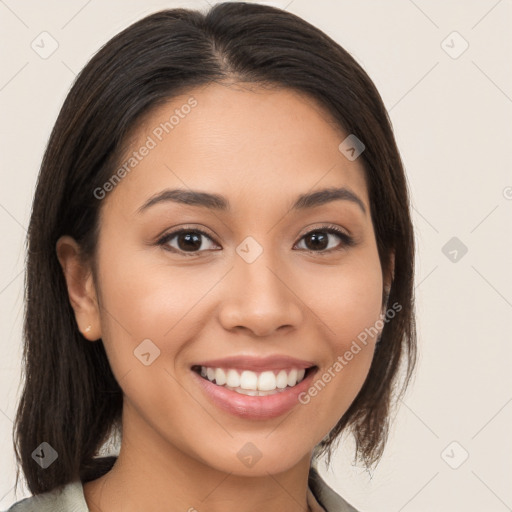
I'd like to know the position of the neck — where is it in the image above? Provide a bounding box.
[83,406,314,512]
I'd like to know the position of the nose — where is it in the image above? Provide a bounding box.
[217,249,304,337]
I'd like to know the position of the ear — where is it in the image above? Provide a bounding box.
[56,235,101,341]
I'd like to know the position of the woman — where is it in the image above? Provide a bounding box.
[6,2,416,511]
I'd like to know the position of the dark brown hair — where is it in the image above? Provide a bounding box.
[14,1,416,496]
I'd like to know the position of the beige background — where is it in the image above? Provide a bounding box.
[1,1,511,510]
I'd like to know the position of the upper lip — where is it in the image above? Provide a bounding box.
[192,355,316,372]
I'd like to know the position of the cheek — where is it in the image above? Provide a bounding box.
[306,251,384,349]
[294,251,383,430]
[94,245,216,377]
[96,230,193,329]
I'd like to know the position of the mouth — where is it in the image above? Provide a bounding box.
[191,363,319,419]
[191,365,318,396]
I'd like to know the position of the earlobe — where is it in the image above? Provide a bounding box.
[55,235,101,341]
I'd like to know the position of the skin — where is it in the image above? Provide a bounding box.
[57,81,393,512]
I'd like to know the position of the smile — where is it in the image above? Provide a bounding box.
[191,363,318,420]
[193,365,311,396]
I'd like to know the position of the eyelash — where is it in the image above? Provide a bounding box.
[156,224,355,257]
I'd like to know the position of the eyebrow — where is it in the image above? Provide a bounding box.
[137,186,367,215]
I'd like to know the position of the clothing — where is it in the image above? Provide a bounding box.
[4,465,359,512]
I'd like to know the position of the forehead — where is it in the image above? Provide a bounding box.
[103,82,369,216]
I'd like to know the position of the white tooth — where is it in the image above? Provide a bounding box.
[204,366,306,390]
[236,388,258,396]
[240,370,258,390]
[276,370,288,389]
[215,368,226,386]
[258,389,279,396]
[225,385,257,396]
[287,369,298,387]
[226,369,240,388]
[206,367,215,382]
[258,371,277,391]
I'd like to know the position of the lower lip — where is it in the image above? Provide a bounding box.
[191,367,318,420]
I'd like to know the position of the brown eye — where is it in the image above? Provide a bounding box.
[157,224,355,257]
[158,229,219,255]
[295,226,355,254]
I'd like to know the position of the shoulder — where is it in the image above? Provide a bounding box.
[3,480,88,512]
[308,465,361,512]
[5,469,358,512]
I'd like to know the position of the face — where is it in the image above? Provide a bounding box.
[63,82,390,477]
